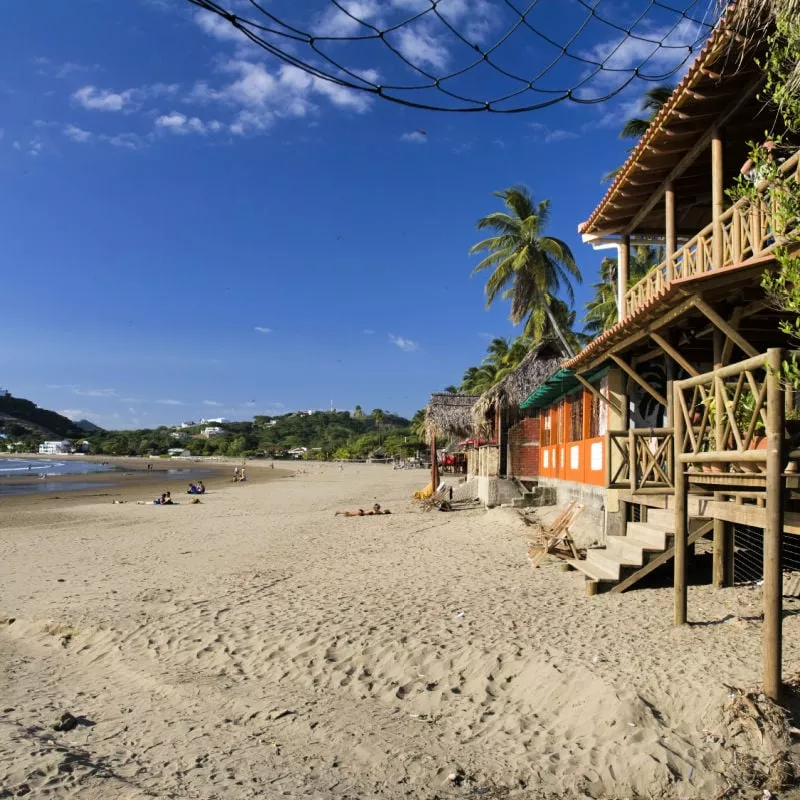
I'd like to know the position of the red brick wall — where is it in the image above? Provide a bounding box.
[508,416,540,478]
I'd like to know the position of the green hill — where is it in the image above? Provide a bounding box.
[0,392,91,440]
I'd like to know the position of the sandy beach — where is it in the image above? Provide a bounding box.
[2,463,800,799]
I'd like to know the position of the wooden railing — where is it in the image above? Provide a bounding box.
[624,150,800,319]
[607,428,675,493]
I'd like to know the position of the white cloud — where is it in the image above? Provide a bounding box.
[254,326,272,333]
[315,1,379,36]
[28,138,43,157]
[72,83,179,114]
[63,124,92,143]
[58,408,87,420]
[400,130,427,144]
[186,57,374,136]
[74,388,117,397]
[394,26,448,71]
[73,85,136,112]
[101,132,145,150]
[389,333,418,352]
[155,112,222,135]
[204,400,223,406]
[157,398,184,405]
[579,18,701,92]
[194,10,250,43]
[529,122,580,144]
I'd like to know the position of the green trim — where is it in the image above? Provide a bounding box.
[520,365,609,410]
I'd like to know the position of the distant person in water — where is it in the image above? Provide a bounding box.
[335,503,391,517]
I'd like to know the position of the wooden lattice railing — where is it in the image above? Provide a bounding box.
[607,428,675,493]
[674,352,773,474]
[624,150,800,319]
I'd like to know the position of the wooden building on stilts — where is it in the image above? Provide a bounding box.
[498,7,800,698]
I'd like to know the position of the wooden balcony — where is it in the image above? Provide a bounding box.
[624,150,800,319]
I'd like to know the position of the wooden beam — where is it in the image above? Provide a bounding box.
[574,372,622,416]
[691,296,759,358]
[711,127,724,268]
[649,332,699,377]
[665,180,676,277]
[610,354,668,408]
[707,502,800,535]
[720,306,745,366]
[624,75,764,236]
[618,236,629,323]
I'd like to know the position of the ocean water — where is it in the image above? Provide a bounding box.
[0,458,117,496]
[0,458,114,477]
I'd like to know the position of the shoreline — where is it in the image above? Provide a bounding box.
[0,456,291,509]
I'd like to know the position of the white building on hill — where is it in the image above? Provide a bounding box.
[39,441,71,455]
[202,426,224,437]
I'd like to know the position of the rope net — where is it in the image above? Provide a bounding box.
[185,0,724,113]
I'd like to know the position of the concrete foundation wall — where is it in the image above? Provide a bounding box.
[535,477,622,544]
[476,476,520,508]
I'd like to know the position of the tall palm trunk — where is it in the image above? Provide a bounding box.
[543,302,575,358]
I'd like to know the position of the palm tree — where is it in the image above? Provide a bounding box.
[470,187,581,357]
[620,85,674,139]
[602,84,674,183]
[460,364,498,394]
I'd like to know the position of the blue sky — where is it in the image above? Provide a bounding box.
[0,0,718,428]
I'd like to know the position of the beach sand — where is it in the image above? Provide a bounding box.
[2,463,799,799]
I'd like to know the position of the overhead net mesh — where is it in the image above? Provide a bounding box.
[185,0,724,113]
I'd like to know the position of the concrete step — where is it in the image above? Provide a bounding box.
[626,521,672,550]
[566,558,618,583]
[585,549,626,580]
[606,536,647,566]
[664,495,712,516]
[644,507,675,530]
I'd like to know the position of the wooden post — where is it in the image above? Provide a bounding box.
[431,434,439,492]
[618,236,630,323]
[629,428,636,493]
[665,181,676,281]
[712,329,730,588]
[711,127,724,269]
[764,347,785,701]
[674,380,688,625]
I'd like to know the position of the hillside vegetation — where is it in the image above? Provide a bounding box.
[84,409,422,460]
[0,392,87,443]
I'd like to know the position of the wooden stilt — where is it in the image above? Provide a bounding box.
[711,128,724,269]
[763,348,784,701]
[712,329,729,588]
[674,381,688,625]
[665,181,676,280]
[431,435,439,493]
[618,236,630,323]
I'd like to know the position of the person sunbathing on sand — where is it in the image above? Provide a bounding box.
[138,492,174,505]
[335,503,391,517]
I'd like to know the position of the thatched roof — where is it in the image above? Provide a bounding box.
[471,340,563,433]
[423,393,479,444]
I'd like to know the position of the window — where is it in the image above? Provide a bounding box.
[589,389,602,438]
[542,413,551,446]
[569,396,583,441]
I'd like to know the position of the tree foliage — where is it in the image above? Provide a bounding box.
[470,186,581,357]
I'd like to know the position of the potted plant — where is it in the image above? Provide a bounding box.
[698,394,724,473]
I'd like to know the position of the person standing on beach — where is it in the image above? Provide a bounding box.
[233,466,239,480]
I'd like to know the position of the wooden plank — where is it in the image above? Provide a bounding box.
[674,380,688,623]
[649,332,699,377]
[574,372,622,416]
[691,297,759,359]
[612,519,713,594]
[624,75,764,235]
[706,502,800,535]
[610,354,668,408]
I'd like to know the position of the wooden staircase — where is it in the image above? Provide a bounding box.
[567,503,713,594]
